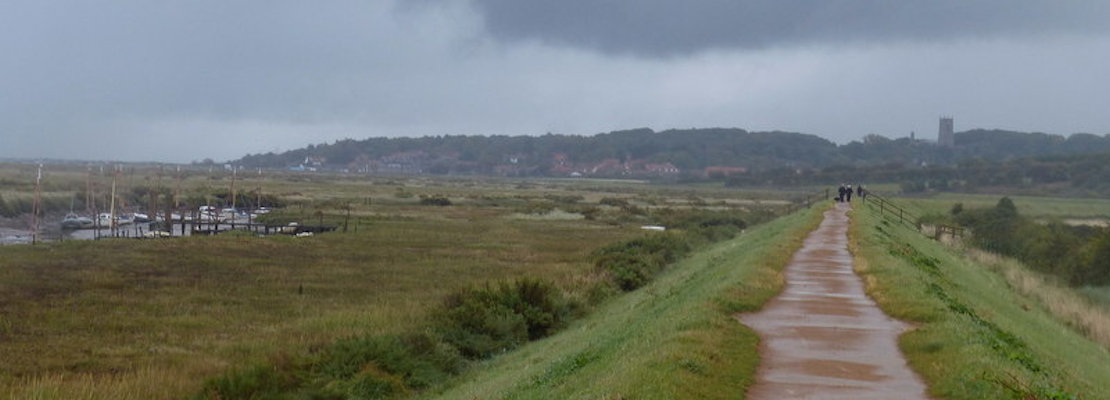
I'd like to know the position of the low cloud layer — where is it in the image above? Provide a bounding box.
[1,1,1107,163]
[462,0,1110,55]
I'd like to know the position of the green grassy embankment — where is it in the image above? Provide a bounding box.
[423,203,827,400]
[851,200,1110,399]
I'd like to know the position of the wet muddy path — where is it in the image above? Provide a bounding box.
[739,203,928,399]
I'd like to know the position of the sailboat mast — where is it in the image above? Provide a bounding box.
[229,166,237,210]
[86,166,93,213]
[31,164,43,245]
[174,166,182,209]
[256,168,262,209]
[109,165,119,234]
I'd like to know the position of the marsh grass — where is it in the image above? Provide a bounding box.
[1,166,798,399]
[0,204,637,399]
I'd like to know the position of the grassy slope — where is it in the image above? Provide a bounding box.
[851,200,1110,399]
[424,204,827,400]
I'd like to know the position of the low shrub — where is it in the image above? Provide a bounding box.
[599,197,629,208]
[518,201,556,215]
[197,333,463,399]
[419,195,452,206]
[592,233,691,291]
[197,360,302,400]
[314,332,463,390]
[436,279,570,359]
[593,251,660,291]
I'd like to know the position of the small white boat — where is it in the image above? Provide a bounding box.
[116,214,134,226]
[61,213,94,229]
[155,212,184,222]
[132,212,152,223]
[97,213,134,227]
[219,208,246,222]
[197,212,220,222]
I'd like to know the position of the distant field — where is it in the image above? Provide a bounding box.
[1081,286,1110,310]
[0,168,795,399]
[898,192,1110,219]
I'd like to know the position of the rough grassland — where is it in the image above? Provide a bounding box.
[423,204,826,400]
[0,214,636,400]
[851,201,1110,399]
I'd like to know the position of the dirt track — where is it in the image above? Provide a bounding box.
[739,202,928,399]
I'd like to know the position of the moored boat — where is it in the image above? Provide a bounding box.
[61,213,95,229]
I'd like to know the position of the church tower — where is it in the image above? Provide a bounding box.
[938,117,954,147]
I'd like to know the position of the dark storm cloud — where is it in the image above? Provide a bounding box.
[460,0,1110,55]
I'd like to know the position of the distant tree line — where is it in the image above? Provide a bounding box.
[235,128,839,174]
[726,152,1110,196]
[233,128,1110,178]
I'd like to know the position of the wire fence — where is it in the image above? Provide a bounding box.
[858,189,964,241]
[781,188,832,215]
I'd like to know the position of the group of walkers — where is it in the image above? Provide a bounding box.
[836,184,865,202]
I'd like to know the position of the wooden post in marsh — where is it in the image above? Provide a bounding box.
[85,166,94,214]
[256,167,262,211]
[344,204,351,233]
[174,166,182,210]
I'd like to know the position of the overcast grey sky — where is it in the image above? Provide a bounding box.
[2,1,1108,163]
